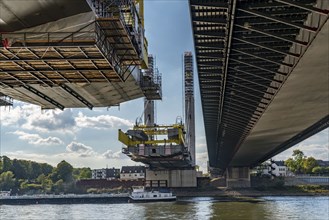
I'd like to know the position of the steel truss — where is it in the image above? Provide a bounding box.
[189,0,329,170]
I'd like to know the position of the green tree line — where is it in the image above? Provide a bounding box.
[285,150,329,175]
[0,156,91,194]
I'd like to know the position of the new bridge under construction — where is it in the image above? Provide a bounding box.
[0,0,328,188]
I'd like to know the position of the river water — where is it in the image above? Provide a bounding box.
[0,196,328,220]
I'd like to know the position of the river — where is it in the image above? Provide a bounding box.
[0,196,328,219]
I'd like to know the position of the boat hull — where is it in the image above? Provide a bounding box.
[128,197,176,203]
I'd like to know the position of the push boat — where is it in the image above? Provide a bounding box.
[129,186,176,202]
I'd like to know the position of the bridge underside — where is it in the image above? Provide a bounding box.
[189,0,329,171]
[0,0,150,109]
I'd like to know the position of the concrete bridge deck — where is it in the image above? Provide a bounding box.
[189,0,329,172]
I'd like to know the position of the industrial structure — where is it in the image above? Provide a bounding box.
[189,0,329,187]
[1,0,328,189]
[0,0,160,109]
[184,52,196,167]
[119,53,197,187]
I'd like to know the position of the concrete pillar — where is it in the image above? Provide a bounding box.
[226,167,250,188]
[146,169,197,187]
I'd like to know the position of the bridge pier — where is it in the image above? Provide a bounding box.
[226,167,250,188]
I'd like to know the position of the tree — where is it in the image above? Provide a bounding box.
[0,171,15,190]
[53,179,64,193]
[40,163,53,176]
[12,159,27,179]
[73,167,92,180]
[56,160,73,182]
[312,166,325,174]
[79,168,92,179]
[1,156,12,173]
[303,157,318,174]
[285,150,306,174]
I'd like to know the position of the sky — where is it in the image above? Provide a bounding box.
[0,0,328,172]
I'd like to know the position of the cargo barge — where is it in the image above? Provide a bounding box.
[0,193,129,205]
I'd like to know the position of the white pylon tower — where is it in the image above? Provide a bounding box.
[184,52,195,167]
[144,55,155,126]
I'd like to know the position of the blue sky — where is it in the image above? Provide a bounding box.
[0,1,328,172]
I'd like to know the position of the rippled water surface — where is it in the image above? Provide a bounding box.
[1,196,328,220]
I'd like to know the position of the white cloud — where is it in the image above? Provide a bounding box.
[66,142,96,157]
[0,103,76,133]
[196,151,209,173]
[3,150,135,169]
[0,103,38,126]
[102,150,124,159]
[10,130,63,145]
[23,109,76,133]
[1,103,132,134]
[75,112,133,130]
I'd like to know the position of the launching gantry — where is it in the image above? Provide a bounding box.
[119,123,192,169]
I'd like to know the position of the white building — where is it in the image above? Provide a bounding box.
[92,168,120,180]
[120,166,146,180]
[262,161,288,176]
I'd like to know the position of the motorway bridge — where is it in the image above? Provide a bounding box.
[189,0,329,181]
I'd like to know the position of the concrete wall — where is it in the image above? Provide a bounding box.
[146,169,197,187]
[285,176,329,186]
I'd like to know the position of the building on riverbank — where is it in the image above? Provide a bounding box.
[92,168,120,180]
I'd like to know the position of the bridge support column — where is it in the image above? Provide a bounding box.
[226,167,250,188]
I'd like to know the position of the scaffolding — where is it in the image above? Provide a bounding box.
[0,93,13,107]
[0,0,151,109]
[0,1,148,83]
[140,55,162,100]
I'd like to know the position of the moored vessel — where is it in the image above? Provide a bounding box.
[129,186,176,202]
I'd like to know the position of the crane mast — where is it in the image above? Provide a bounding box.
[119,53,197,187]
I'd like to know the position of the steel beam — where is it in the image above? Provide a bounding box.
[0,57,106,62]
[190,0,228,9]
[231,48,293,67]
[228,86,271,101]
[59,84,93,110]
[194,31,226,38]
[233,37,300,58]
[227,81,275,96]
[216,0,237,148]
[222,116,254,129]
[274,0,329,15]
[0,68,114,73]
[228,74,275,90]
[230,58,286,76]
[192,17,227,25]
[228,66,284,83]
[223,110,258,124]
[226,100,263,115]
[22,85,64,110]
[235,24,308,46]
[226,90,268,106]
[226,95,266,110]
[224,107,260,121]
[238,8,317,32]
